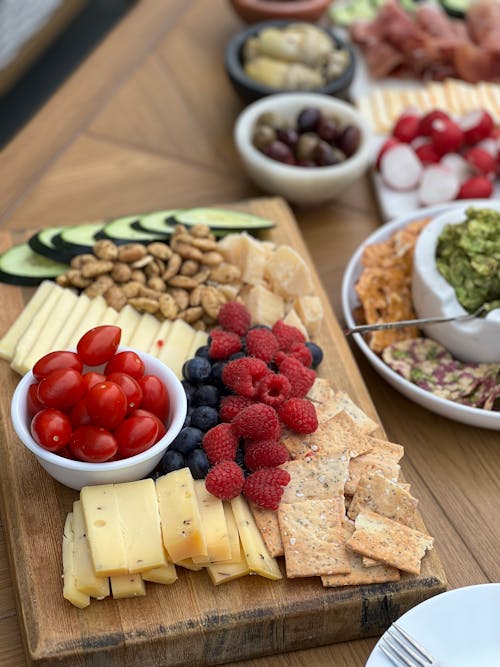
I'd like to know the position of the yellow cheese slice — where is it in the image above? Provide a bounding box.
[0,280,58,361]
[128,313,162,352]
[156,468,208,562]
[206,542,250,585]
[66,295,108,348]
[192,481,231,563]
[141,549,178,585]
[114,479,165,574]
[62,513,91,609]
[157,319,196,379]
[72,501,110,599]
[50,293,91,350]
[230,495,282,580]
[223,502,241,563]
[113,304,141,345]
[80,484,128,577]
[148,320,172,357]
[110,573,146,599]
[175,558,205,571]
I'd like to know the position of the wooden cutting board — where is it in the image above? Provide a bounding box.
[0,197,446,666]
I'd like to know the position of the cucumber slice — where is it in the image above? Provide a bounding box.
[169,208,275,233]
[439,0,469,17]
[132,211,177,236]
[52,222,104,254]
[96,216,167,244]
[0,243,68,286]
[28,226,67,261]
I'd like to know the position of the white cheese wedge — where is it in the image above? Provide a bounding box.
[148,320,172,357]
[62,513,91,609]
[156,468,207,562]
[294,295,323,337]
[110,573,146,599]
[50,293,91,351]
[157,319,196,379]
[243,284,285,327]
[128,313,162,352]
[10,283,65,374]
[0,280,58,361]
[66,295,108,348]
[72,501,110,599]
[113,304,141,345]
[264,245,314,299]
[282,308,309,340]
[114,479,165,574]
[80,484,128,577]
[206,542,250,585]
[230,496,282,580]
[192,481,231,563]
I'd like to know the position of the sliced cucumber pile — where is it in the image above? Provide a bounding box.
[168,208,275,233]
[0,243,69,286]
[95,216,168,244]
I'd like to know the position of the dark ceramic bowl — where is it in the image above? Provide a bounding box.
[228,0,331,24]
[225,19,356,104]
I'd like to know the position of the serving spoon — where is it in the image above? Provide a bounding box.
[344,304,489,337]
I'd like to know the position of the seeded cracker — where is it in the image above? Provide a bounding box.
[346,510,434,575]
[347,471,418,527]
[306,377,335,404]
[346,438,403,496]
[280,456,349,503]
[282,412,366,460]
[322,522,400,587]
[278,497,350,578]
[318,391,380,435]
[249,501,284,558]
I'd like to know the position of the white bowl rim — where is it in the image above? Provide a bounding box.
[10,346,187,471]
[341,199,500,429]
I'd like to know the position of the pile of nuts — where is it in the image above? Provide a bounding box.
[56,225,242,330]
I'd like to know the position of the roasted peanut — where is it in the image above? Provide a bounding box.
[118,243,147,263]
[178,307,203,324]
[81,260,114,279]
[147,242,173,261]
[180,259,199,276]
[189,224,211,238]
[121,281,142,298]
[70,253,95,269]
[201,285,223,319]
[148,277,167,292]
[189,285,203,307]
[158,293,178,320]
[84,275,115,298]
[55,274,71,287]
[138,285,162,300]
[192,269,211,284]
[192,320,207,331]
[200,251,224,266]
[130,269,147,284]
[162,253,182,281]
[189,236,218,252]
[132,255,154,270]
[110,262,133,283]
[104,285,127,311]
[65,270,92,289]
[171,240,203,262]
[169,288,190,311]
[127,297,159,314]
[144,260,161,279]
[168,275,199,290]
[93,239,118,261]
[209,263,241,283]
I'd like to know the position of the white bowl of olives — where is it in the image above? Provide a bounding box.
[234,92,372,205]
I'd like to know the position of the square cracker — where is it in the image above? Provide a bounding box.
[280,456,349,504]
[346,510,434,575]
[322,522,400,587]
[249,502,283,558]
[306,377,335,404]
[347,471,418,527]
[278,497,350,578]
[346,438,404,496]
[316,391,379,435]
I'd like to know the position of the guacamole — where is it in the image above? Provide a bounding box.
[436,207,500,313]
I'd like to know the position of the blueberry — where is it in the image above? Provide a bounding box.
[228,351,246,361]
[190,405,219,432]
[182,412,191,428]
[182,357,212,383]
[170,426,203,454]
[186,448,211,479]
[235,443,250,478]
[305,341,324,368]
[146,469,163,481]
[195,345,210,360]
[192,384,220,408]
[210,361,226,388]
[248,324,271,331]
[158,449,185,474]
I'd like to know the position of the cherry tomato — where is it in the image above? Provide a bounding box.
[82,371,106,393]
[27,382,45,417]
[104,351,145,379]
[37,368,86,409]
[33,350,83,381]
[69,425,118,463]
[138,375,170,422]
[114,415,159,458]
[69,399,92,428]
[85,381,127,430]
[106,372,143,414]
[76,326,121,366]
[31,408,72,452]
[132,408,167,441]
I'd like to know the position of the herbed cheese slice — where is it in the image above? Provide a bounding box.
[114,479,165,574]
[156,468,208,562]
[80,484,128,577]
[128,313,162,352]
[66,295,108,348]
[50,293,91,350]
[192,481,231,563]
[72,501,110,599]
[110,573,146,599]
[141,553,178,585]
[206,542,250,585]
[223,502,241,563]
[157,319,196,379]
[230,495,282,580]
[62,513,91,609]
[0,280,58,361]
[113,304,141,345]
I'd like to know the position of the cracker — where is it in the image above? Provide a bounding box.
[278,497,350,578]
[346,438,403,495]
[280,456,349,504]
[249,502,283,558]
[347,471,418,527]
[322,522,400,587]
[306,377,335,404]
[362,556,380,568]
[327,391,379,435]
[346,510,434,575]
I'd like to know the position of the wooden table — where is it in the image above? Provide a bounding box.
[0,1,498,665]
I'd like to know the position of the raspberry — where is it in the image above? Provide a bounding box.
[209,330,242,360]
[288,342,313,367]
[244,440,290,471]
[256,373,291,408]
[218,301,251,336]
[219,395,254,422]
[202,423,239,464]
[222,357,270,398]
[243,467,291,510]
[205,460,245,500]
[245,328,279,364]
[279,356,316,398]
[272,320,306,351]
[274,350,288,367]
[278,398,318,434]
[232,402,281,441]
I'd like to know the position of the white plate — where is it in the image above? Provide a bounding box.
[341,201,500,430]
[366,583,500,667]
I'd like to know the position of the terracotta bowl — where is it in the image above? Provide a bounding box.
[228,0,331,23]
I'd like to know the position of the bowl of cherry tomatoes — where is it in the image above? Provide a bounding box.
[10,326,187,490]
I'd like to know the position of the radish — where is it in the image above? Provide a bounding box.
[460,110,494,145]
[457,176,493,199]
[375,137,400,170]
[440,153,471,183]
[380,144,423,191]
[418,109,450,136]
[418,165,460,205]
[415,142,440,165]
[464,147,496,176]
[431,118,464,155]
[393,112,421,143]
[476,138,499,158]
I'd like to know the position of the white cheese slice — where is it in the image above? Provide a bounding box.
[157,319,196,379]
[148,320,172,357]
[113,304,141,345]
[50,293,91,351]
[192,480,231,563]
[186,330,209,361]
[128,313,162,353]
[110,573,146,599]
[66,295,108,348]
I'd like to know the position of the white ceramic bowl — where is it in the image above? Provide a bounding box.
[234,92,372,205]
[412,201,500,363]
[11,347,187,490]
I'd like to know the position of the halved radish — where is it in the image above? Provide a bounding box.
[440,153,471,183]
[375,137,400,170]
[464,147,496,176]
[460,110,494,145]
[418,109,450,136]
[415,142,440,165]
[418,165,460,206]
[457,176,493,199]
[476,138,499,158]
[393,112,421,143]
[380,144,423,191]
[431,118,464,155]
